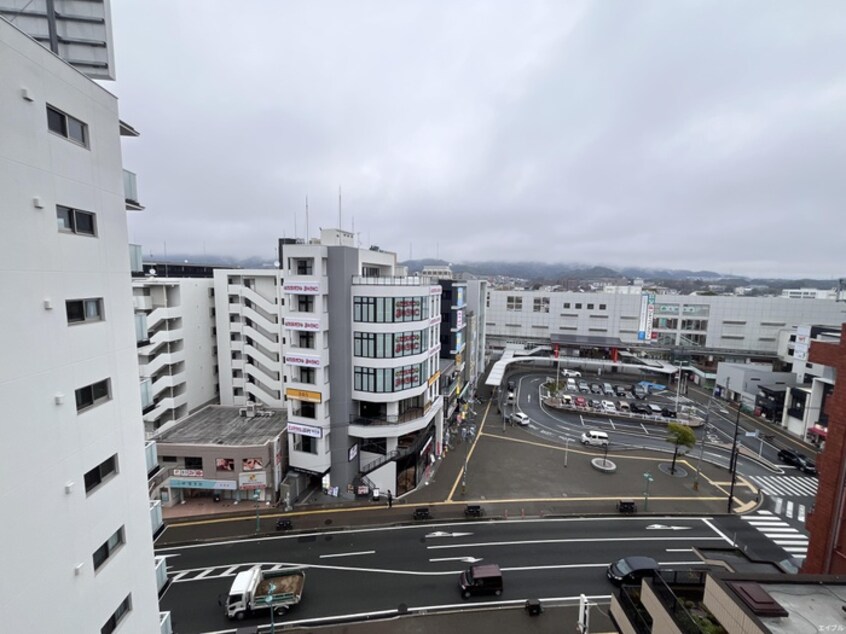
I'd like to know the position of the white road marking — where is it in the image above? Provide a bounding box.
[666,548,694,552]
[427,536,722,550]
[429,556,483,563]
[194,569,213,579]
[425,531,473,539]
[786,501,794,518]
[319,550,376,559]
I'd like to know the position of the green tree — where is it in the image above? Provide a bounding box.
[666,422,697,475]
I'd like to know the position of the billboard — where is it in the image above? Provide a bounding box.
[637,293,656,341]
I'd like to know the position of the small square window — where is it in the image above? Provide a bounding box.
[575,303,582,309]
[46,104,88,148]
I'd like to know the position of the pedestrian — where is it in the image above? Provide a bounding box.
[387,490,393,508]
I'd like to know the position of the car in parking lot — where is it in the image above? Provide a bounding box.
[614,385,627,397]
[511,412,530,426]
[600,400,617,413]
[607,556,659,585]
[661,407,677,418]
[507,380,516,391]
[578,380,590,393]
[589,399,602,409]
[630,402,651,415]
[574,395,588,408]
[633,385,647,400]
[590,383,603,394]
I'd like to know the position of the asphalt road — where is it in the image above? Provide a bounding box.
[159,515,735,633]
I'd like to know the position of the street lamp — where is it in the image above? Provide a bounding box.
[564,437,570,468]
[264,582,277,634]
[643,472,654,512]
[693,394,714,491]
[726,377,742,513]
[254,489,261,533]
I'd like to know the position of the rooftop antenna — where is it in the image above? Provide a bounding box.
[305,196,310,244]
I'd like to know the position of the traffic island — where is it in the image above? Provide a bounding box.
[591,458,617,473]
[658,463,689,478]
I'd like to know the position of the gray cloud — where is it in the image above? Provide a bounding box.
[111,1,846,278]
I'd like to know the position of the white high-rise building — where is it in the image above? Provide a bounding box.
[133,276,219,434]
[0,16,162,634]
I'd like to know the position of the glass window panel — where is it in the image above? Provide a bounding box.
[75,211,96,235]
[47,106,66,135]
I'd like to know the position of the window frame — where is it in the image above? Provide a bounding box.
[84,454,119,494]
[93,526,125,572]
[46,104,89,147]
[101,594,132,634]
[57,205,97,237]
[66,298,104,324]
[75,378,112,413]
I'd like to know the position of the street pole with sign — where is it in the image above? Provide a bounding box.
[643,472,654,512]
[254,489,261,533]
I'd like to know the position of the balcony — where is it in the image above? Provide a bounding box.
[159,611,173,634]
[349,398,442,439]
[123,169,144,210]
[129,243,144,275]
[150,500,163,538]
[352,275,436,286]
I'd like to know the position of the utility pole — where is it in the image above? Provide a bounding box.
[726,378,742,513]
[693,394,714,491]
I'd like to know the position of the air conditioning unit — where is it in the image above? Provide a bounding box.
[246,403,257,418]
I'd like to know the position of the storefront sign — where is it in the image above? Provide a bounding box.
[238,472,267,490]
[284,317,321,331]
[395,331,422,354]
[348,443,359,462]
[288,422,323,438]
[428,370,441,386]
[429,286,442,295]
[285,353,321,368]
[456,309,464,329]
[286,387,322,403]
[170,478,237,490]
[429,315,442,325]
[173,468,203,478]
[283,281,320,295]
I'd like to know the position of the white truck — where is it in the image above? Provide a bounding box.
[224,565,306,620]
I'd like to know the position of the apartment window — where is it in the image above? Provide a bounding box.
[93,526,125,571]
[75,379,111,412]
[296,258,314,275]
[57,205,97,236]
[47,104,88,146]
[563,303,570,309]
[298,332,315,349]
[101,594,132,634]
[533,297,549,313]
[84,454,118,494]
[66,298,104,324]
[587,303,594,310]
[599,304,607,310]
[575,303,582,309]
[297,295,314,312]
[506,296,522,311]
[299,367,315,384]
[485,293,490,308]
[680,319,708,331]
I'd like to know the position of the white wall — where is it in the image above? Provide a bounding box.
[0,19,160,633]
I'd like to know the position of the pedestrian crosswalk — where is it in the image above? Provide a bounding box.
[750,475,818,498]
[170,562,286,583]
[741,510,808,560]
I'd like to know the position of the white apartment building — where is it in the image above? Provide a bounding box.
[215,268,285,408]
[0,17,162,634]
[133,276,218,435]
[486,290,846,355]
[278,230,444,495]
[781,288,839,300]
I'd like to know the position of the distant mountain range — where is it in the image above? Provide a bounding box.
[144,253,840,288]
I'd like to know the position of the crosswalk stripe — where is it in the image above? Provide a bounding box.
[750,475,818,497]
[774,498,783,514]
[798,505,806,523]
[785,501,794,518]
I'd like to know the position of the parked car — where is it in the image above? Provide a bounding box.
[589,399,602,409]
[591,383,603,394]
[601,400,617,413]
[511,412,530,426]
[574,395,588,408]
[603,383,615,396]
[566,378,578,391]
[633,385,647,400]
[578,380,590,393]
[661,407,677,418]
[507,380,516,391]
[505,391,515,405]
[617,400,631,412]
[614,385,627,397]
[630,402,651,415]
[607,556,659,585]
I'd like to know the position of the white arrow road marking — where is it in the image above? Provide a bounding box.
[666,548,694,552]
[429,556,483,563]
[646,524,692,531]
[425,531,473,538]
[319,550,376,559]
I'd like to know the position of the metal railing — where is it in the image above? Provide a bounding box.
[617,586,653,634]
[650,571,719,634]
[352,275,436,286]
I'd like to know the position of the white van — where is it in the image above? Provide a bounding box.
[581,430,609,447]
[566,378,577,391]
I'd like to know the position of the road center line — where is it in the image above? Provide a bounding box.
[427,536,722,550]
[319,550,376,559]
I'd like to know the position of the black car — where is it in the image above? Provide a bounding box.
[590,383,603,394]
[661,407,677,419]
[614,385,627,397]
[633,386,647,400]
[607,556,659,585]
[796,455,817,476]
[589,399,602,409]
[630,402,651,415]
[507,380,516,391]
[777,448,802,466]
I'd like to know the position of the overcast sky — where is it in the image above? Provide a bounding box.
[109,1,845,279]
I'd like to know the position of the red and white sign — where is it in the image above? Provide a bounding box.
[288,422,323,438]
[284,317,321,331]
[394,298,422,319]
[238,472,267,490]
[395,332,422,354]
[394,365,421,389]
[173,468,203,478]
[283,281,321,295]
[429,286,442,295]
[285,353,321,368]
[456,309,464,329]
[554,344,560,359]
[429,315,442,326]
